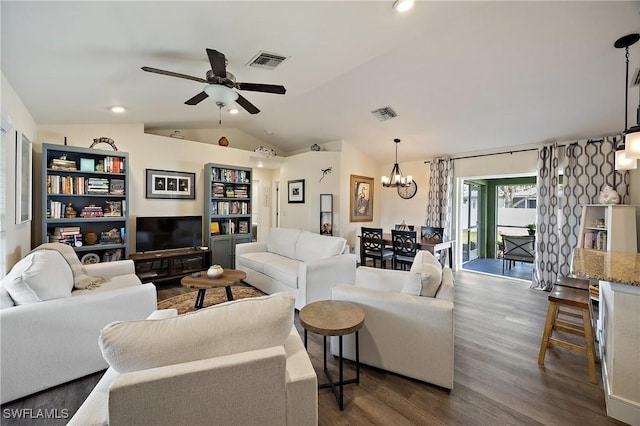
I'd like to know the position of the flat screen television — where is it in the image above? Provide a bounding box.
[136,216,202,253]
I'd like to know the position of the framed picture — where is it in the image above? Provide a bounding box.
[15,132,32,224]
[350,174,374,222]
[288,179,305,203]
[146,169,195,199]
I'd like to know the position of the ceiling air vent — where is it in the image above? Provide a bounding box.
[247,51,288,70]
[371,106,398,121]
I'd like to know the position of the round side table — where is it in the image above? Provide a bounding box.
[299,300,365,410]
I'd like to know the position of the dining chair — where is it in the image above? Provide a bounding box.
[394,224,415,231]
[360,227,394,268]
[391,229,418,270]
[420,226,444,241]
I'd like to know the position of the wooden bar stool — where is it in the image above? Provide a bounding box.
[555,275,597,344]
[538,285,597,384]
[555,275,589,290]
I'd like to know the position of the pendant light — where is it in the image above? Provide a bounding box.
[381,138,412,187]
[614,33,640,170]
[625,62,640,159]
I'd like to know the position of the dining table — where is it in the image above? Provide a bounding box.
[383,232,454,268]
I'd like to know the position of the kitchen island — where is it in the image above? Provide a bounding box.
[572,248,640,426]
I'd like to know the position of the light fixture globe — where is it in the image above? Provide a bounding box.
[615,147,638,170]
[614,33,640,167]
[204,84,239,107]
[381,138,413,188]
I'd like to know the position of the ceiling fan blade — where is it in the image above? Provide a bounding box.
[185,91,209,105]
[236,94,260,114]
[141,66,207,83]
[236,82,286,95]
[206,49,227,78]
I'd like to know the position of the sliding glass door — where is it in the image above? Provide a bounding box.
[462,182,481,262]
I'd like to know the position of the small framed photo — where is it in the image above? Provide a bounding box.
[146,169,195,199]
[288,179,305,203]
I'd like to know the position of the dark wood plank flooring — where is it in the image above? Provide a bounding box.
[1,270,623,425]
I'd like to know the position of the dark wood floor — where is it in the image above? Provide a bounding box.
[1,270,623,425]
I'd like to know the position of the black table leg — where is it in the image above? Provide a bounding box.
[194,289,206,310]
[225,285,234,301]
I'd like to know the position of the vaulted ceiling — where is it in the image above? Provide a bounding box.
[2,1,639,163]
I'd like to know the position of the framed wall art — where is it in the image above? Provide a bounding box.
[288,179,305,203]
[146,169,196,200]
[350,174,374,222]
[15,132,32,224]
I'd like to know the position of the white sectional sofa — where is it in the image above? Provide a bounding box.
[330,250,455,389]
[236,228,356,309]
[0,249,157,404]
[69,293,318,426]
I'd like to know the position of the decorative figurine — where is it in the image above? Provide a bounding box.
[64,203,77,218]
[598,185,620,204]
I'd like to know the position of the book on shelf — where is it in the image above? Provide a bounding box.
[103,200,122,217]
[109,179,125,195]
[210,222,220,235]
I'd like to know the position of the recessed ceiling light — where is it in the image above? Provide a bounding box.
[110,106,125,113]
[393,0,414,12]
[229,108,239,115]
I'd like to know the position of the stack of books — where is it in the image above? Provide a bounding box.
[234,185,248,198]
[87,178,109,195]
[81,205,104,218]
[212,183,225,198]
[52,226,82,246]
[50,158,77,171]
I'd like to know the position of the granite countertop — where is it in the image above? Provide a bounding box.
[572,248,640,286]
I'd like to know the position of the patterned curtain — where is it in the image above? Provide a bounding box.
[425,157,453,240]
[533,136,629,291]
[560,137,630,276]
[532,144,560,291]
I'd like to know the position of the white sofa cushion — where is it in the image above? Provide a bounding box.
[294,231,346,262]
[236,251,273,274]
[267,228,301,259]
[3,251,74,305]
[100,292,295,373]
[262,256,300,289]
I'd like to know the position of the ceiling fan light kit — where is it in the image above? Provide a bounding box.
[614,33,640,170]
[204,84,239,107]
[381,138,412,187]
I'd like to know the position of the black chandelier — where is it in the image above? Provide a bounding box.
[381,138,412,188]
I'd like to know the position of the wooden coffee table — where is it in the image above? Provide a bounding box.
[299,300,365,410]
[180,269,247,310]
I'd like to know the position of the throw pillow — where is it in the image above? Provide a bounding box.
[401,272,422,296]
[100,292,295,373]
[3,251,74,304]
[419,263,443,297]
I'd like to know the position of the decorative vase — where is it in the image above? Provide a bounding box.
[598,185,620,205]
[207,265,224,279]
[218,137,229,147]
[85,232,97,245]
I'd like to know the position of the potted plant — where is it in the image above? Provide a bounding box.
[526,224,536,236]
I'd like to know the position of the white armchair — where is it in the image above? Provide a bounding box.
[330,251,454,389]
[69,292,318,426]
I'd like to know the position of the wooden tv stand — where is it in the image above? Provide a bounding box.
[129,248,211,284]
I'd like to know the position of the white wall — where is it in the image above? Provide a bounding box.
[36,123,275,254]
[277,150,341,233]
[1,73,38,274]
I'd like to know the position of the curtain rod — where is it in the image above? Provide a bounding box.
[423,138,607,164]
